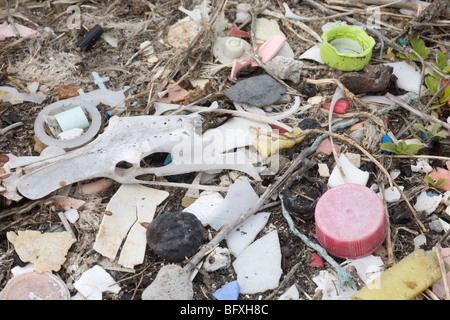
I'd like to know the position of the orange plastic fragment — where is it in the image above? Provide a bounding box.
[59,85,84,99]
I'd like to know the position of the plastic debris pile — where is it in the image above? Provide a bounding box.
[0,0,449,302]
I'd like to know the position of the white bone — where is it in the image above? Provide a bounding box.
[1,114,263,201]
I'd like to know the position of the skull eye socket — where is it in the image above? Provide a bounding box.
[140,152,171,168]
[115,161,134,169]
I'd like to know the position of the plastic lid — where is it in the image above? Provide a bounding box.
[314,183,386,259]
[0,272,70,300]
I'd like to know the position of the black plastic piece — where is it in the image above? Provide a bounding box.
[282,175,328,220]
[77,24,104,50]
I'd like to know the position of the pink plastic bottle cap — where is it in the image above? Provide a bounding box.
[314,183,386,259]
[0,272,70,300]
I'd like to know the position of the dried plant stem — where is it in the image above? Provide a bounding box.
[386,93,450,131]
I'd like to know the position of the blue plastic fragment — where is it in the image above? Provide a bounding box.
[213,281,240,300]
[382,135,393,154]
[92,71,110,89]
[398,38,408,45]
[164,154,173,165]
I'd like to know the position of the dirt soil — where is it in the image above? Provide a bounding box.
[0,0,449,301]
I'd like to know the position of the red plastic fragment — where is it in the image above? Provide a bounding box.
[228,24,250,38]
[322,100,350,114]
[310,253,324,268]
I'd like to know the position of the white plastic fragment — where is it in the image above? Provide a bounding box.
[58,127,84,141]
[235,3,251,24]
[347,254,384,286]
[318,163,330,177]
[207,179,259,231]
[283,2,307,20]
[385,61,422,94]
[312,270,357,300]
[64,208,79,223]
[299,45,324,64]
[278,284,300,300]
[413,234,427,250]
[327,153,370,188]
[93,184,169,268]
[226,211,271,257]
[378,185,404,203]
[413,191,443,215]
[232,230,282,294]
[73,265,121,300]
[183,191,224,226]
[101,33,118,47]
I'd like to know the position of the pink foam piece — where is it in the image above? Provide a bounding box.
[314,184,386,259]
[322,100,350,114]
[257,35,286,64]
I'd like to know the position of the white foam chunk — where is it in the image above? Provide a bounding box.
[414,191,442,215]
[226,211,271,257]
[327,153,369,188]
[232,230,282,294]
[183,191,224,226]
[207,179,259,231]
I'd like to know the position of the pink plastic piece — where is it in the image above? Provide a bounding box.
[322,100,350,114]
[310,253,324,268]
[228,24,250,38]
[257,35,286,64]
[315,138,340,155]
[314,183,386,259]
[427,167,450,191]
[230,59,259,81]
[432,247,450,299]
[0,272,70,300]
[0,21,40,41]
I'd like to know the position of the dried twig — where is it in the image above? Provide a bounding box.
[386,93,450,131]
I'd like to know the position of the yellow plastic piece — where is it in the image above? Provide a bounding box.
[351,249,443,300]
[253,127,305,158]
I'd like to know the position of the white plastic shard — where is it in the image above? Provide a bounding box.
[232,230,282,294]
[93,184,169,268]
[327,153,370,188]
[226,211,271,257]
[0,113,263,201]
[207,179,259,231]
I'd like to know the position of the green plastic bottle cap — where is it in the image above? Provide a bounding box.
[320,26,376,71]
[54,106,90,132]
